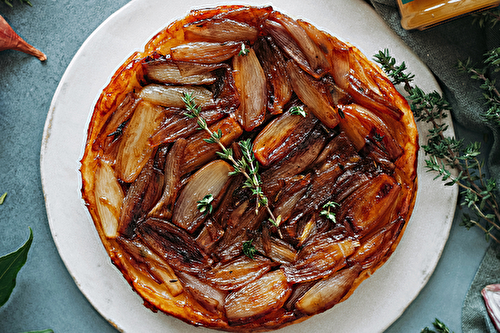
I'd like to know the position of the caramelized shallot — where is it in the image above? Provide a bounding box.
[295,264,361,314]
[286,61,339,129]
[93,160,124,238]
[224,270,291,323]
[232,47,267,131]
[138,84,215,109]
[170,41,242,63]
[183,18,258,43]
[172,160,233,233]
[203,255,274,290]
[115,101,166,182]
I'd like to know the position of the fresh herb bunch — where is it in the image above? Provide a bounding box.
[182,92,281,228]
[2,0,32,7]
[421,318,454,333]
[374,49,500,244]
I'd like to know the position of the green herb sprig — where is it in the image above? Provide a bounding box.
[0,192,7,205]
[457,49,500,127]
[289,105,307,117]
[421,318,454,333]
[242,239,257,259]
[2,0,32,7]
[472,9,500,29]
[374,49,500,244]
[320,201,339,223]
[197,194,214,216]
[182,93,281,228]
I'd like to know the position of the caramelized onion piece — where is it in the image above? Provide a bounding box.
[340,104,403,160]
[148,139,187,219]
[348,218,404,270]
[254,237,297,265]
[143,58,217,85]
[184,18,258,43]
[170,41,242,63]
[138,83,215,109]
[283,232,360,283]
[254,37,292,115]
[94,160,124,238]
[98,92,141,151]
[181,117,243,175]
[115,101,166,182]
[295,264,361,315]
[286,61,339,129]
[118,237,183,297]
[264,20,310,75]
[269,11,329,77]
[138,218,212,274]
[203,255,274,291]
[253,108,318,167]
[149,108,224,147]
[338,173,401,236]
[232,47,267,131]
[195,218,225,251]
[177,271,227,313]
[118,151,164,237]
[172,160,233,233]
[224,270,291,323]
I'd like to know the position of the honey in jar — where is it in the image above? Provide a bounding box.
[397,0,500,30]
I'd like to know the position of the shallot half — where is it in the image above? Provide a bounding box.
[0,15,46,61]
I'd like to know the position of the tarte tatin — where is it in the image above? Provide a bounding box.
[80,5,418,332]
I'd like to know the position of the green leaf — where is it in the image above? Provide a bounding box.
[0,227,33,307]
[0,192,6,205]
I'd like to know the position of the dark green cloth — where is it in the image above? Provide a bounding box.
[365,1,500,332]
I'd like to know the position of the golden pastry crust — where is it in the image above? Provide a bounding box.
[81,5,418,332]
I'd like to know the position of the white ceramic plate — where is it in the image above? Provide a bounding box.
[40,0,457,332]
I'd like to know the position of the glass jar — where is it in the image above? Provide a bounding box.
[397,0,500,30]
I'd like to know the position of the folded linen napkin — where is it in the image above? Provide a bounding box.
[365,1,500,332]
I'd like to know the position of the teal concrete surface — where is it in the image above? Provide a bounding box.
[0,1,491,332]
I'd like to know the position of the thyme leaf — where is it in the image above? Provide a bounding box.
[289,105,307,117]
[242,239,257,259]
[421,318,454,333]
[238,43,250,56]
[2,0,32,7]
[320,201,339,223]
[197,194,214,216]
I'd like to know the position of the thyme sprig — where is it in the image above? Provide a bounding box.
[375,49,500,243]
[182,92,281,228]
[197,194,214,216]
[421,318,454,333]
[2,0,32,7]
[320,201,339,223]
[289,105,307,117]
[242,239,257,259]
[472,8,500,29]
[457,50,500,127]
